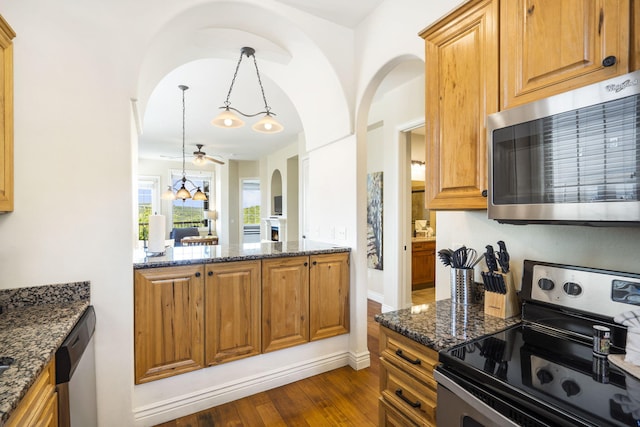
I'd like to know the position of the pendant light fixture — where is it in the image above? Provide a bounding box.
[163,85,208,201]
[211,47,284,134]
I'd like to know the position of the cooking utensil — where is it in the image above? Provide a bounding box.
[463,248,478,269]
[438,248,453,266]
[452,246,468,268]
[497,240,510,273]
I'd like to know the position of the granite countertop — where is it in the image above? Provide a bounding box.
[375,299,521,352]
[0,282,90,426]
[134,240,351,269]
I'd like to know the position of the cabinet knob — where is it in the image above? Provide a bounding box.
[195,271,201,278]
[481,190,488,198]
[304,262,308,267]
[602,56,617,67]
[208,271,213,276]
[313,261,317,266]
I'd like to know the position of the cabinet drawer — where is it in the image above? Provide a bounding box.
[412,241,435,252]
[378,397,421,427]
[380,358,436,426]
[380,326,438,389]
[6,359,56,427]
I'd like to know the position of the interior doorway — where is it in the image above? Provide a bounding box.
[241,178,261,244]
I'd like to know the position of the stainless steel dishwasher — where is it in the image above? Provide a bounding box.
[56,305,97,427]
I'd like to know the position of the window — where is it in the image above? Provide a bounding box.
[137,176,160,240]
[170,170,213,229]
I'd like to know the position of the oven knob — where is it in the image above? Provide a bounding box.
[536,369,554,385]
[538,278,555,291]
[561,380,580,397]
[563,282,582,296]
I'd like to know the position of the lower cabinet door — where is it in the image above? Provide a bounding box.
[310,252,350,340]
[205,260,261,365]
[134,265,205,384]
[262,256,310,353]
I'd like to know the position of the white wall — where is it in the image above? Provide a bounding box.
[435,211,640,300]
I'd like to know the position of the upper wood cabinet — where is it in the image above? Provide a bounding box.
[205,260,261,365]
[421,0,499,210]
[501,0,631,109]
[262,256,310,353]
[309,252,350,341]
[0,15,15,213]
[134,265,205,384]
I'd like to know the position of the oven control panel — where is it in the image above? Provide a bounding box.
[530,263,640,318]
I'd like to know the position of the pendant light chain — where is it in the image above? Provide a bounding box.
[223,50,245,108]
[252,54,272,115]
[181,85,187,178]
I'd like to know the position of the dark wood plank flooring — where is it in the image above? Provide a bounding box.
[156,299,382,427]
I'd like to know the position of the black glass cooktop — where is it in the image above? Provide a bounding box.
[440,324,640,427]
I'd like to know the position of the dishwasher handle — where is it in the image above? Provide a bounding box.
[55,305,96,384]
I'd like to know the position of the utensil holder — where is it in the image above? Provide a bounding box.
[450,268,474,305]
[484,271,520,318]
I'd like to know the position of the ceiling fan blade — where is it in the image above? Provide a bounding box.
[205,155,225,165]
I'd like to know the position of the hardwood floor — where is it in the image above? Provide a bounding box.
[158,290,436,427]
[156,299,383,427]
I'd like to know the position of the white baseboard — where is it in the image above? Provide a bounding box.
[134,351,351,426]
[367,290,384,304]
[348,349,371,370]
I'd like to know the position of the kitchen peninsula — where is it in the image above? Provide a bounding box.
[375,299,520,425]
[133,240,350,384]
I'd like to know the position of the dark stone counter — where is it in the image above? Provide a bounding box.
[133,240,351,269]
[375,299,521,352]
[0,282,90,426]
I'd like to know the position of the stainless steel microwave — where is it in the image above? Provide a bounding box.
[487,70,640,226]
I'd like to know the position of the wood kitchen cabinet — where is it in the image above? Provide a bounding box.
[411,240,435,290]
[0,15,15,213]
[500,0,631,109]
[379,326,439,427]
[6,358,58,427]
[205,260,261,365]
[134,251,350,382]
[309,252,350,341]
[262,256,310,353]
[420,0,498,210]
[134,265,205,384]
[262,252,350,352]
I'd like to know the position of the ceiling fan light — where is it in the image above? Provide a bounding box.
[212,109,244,129]
[192,187,208,201]
[193,155,206,166]
[252,114,283,134]
[176,185,192,200]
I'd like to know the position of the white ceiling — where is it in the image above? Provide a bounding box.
[138,0,420,164]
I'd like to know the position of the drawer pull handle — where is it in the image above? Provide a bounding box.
[395,389,421,408]
[396,349,421,365]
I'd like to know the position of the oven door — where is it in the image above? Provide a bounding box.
[435,370,520,427]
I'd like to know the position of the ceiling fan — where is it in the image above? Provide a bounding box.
[193,144,225,165]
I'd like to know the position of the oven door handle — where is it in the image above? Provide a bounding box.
[433,370,520,427]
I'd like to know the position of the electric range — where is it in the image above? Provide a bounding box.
[436,259,640,427]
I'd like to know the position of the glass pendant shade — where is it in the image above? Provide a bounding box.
[211,109,244,128]
[176,185,192,200]
[252,114,284,134]
[192,187,207,201]
[162,185,176,200]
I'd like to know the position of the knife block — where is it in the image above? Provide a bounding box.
[484,271,520,319]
